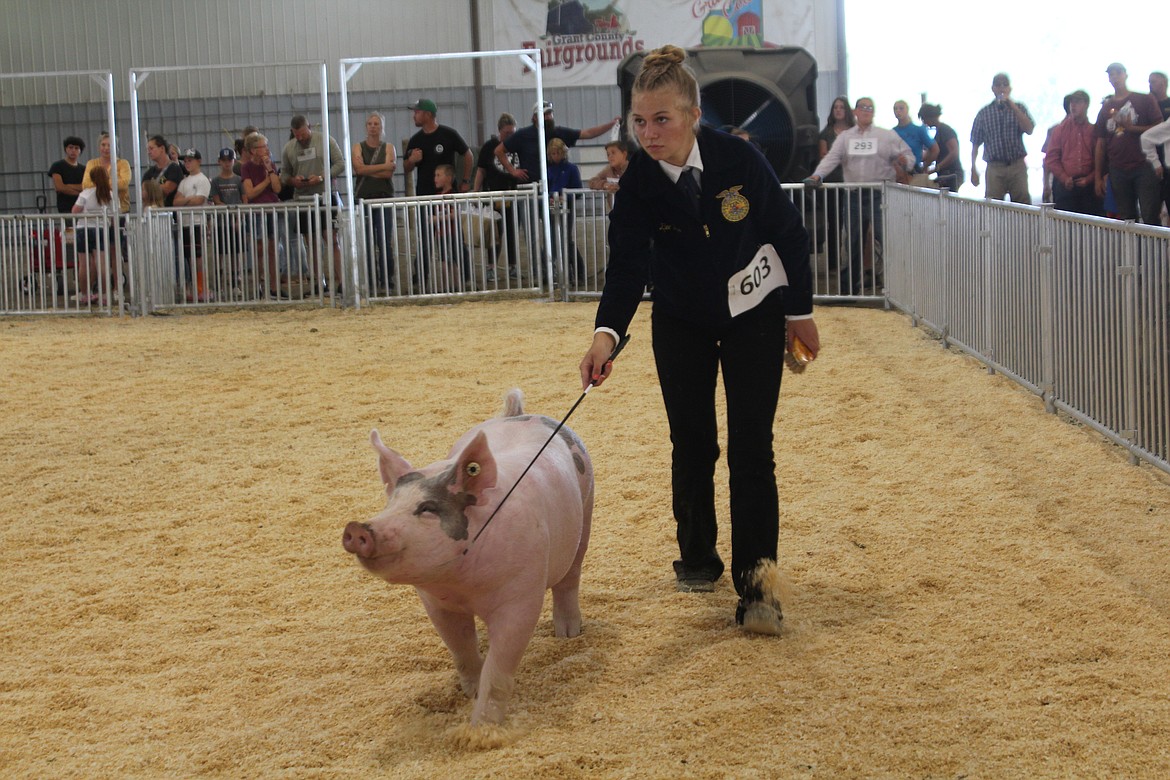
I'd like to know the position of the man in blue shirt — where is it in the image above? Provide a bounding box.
[892,100,938,173]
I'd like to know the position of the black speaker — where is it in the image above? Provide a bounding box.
[617,46,820,182]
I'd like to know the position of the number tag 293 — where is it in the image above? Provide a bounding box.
[727,243,789,317]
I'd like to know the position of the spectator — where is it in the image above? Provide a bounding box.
[174,149,211,301]
[403,99,473,196]
[403,99,473,288]
[892,100,938,174]
[1044,91,1102,216]
[474,112,521,282]
[918,103,963,191]
[1040,96,1071,203]
[82,132,131,213]
[1093,63,1162,225]
[209,148,243,206]
[587,140,631,192]
[234,125,258,176]
[495,100,619,183]
[970,73,1035,202]
[240,132,285,299]
[209,148,246,295]
[431,163,470,290]
[546,138,585,284]
[816,96,854,278]
[71,165,113,304]
[143,134,184,207]
[47,136,86,214]
[1149,71,1170,222]
[352,111,398,292]
[281,114,345,295]
[1140,117,1170,182]
[806,97,913,295]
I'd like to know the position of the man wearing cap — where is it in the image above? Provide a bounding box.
[403,98,473,196]
[495,100,619,183]
[174,149,212,301]
[1044,91,1102,216]
[1093,63,1162,225]
[970,73,1035,202]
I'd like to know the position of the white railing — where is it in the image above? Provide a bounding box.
[884,185,1170,475]
[357,185,546,299]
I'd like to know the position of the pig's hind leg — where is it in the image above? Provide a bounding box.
[419,595,484,699]
[551,492,592,638]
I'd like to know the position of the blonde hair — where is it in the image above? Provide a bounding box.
[142,178,165,208]
[547,138,569,156]
[245,133,268,152]
[633,45,700,112]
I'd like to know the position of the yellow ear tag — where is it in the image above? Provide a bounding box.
[466,462,481,477]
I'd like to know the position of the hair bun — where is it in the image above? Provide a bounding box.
[644,44,686,69]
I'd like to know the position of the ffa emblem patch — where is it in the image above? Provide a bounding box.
[717,186,749,222]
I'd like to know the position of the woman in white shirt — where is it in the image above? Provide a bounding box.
[71,165,113,304]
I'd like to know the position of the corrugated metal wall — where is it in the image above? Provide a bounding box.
[0,0,479,104]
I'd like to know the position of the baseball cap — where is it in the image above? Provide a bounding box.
[532,100,553,116]
[408,98,437,113]
[180,148,201,160]
[1106,62,1126,74]
[218,147,236,161]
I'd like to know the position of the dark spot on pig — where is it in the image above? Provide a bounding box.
[400,465,474,541]
[572,452,585,474]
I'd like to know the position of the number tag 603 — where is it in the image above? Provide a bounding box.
[727,243,789,317]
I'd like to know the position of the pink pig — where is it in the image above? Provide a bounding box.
[342,388,593,727]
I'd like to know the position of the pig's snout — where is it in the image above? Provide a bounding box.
[343,521,377,558]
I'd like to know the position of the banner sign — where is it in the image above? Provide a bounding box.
[493,0,820,88]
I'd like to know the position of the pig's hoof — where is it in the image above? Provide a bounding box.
[554,616,582,638]
[450,722,514,750]
[736,599,784,636]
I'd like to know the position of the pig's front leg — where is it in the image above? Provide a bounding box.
[418,592,483,699]
[470,594,544,726]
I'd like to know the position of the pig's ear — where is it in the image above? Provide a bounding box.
[370,429,412,494]
[452,430,498,502]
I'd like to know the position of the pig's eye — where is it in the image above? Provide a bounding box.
[466,462,481,477]
[414,501,440,517]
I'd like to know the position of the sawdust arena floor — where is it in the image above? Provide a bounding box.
[2,300,1170,778]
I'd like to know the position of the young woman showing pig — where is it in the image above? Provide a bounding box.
[579,44,819,634]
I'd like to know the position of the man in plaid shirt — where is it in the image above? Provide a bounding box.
[970,73,1036,203]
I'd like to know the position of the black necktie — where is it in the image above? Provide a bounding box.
[677,167,701,216]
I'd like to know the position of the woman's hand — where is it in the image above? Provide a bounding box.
[787,317,820,358]
[579,331,618,390]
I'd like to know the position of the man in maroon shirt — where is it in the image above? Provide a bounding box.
[1093,63,1162,224]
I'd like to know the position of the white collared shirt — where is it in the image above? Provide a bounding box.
[657,137,705,185]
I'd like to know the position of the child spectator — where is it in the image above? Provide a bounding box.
[431,163,470,291]
[71,166,113,304]
[546,138,585,284]
[588,140,630,192]
[210,148,246,296]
